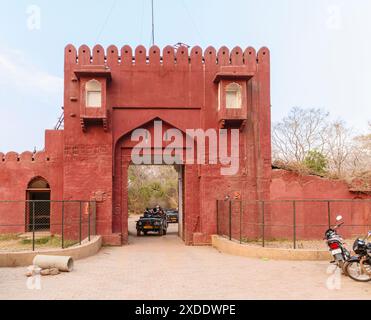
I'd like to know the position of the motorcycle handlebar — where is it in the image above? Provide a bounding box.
[324,222,345,240]
[333,222,344,229]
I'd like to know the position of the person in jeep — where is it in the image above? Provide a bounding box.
[153,205,165,217]
[143,208,152,218]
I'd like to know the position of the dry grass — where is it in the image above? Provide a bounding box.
[240,237,355,250]
[0,234,78,252]
[0,234,21,241]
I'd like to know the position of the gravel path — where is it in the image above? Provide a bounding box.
[0,216,370,300]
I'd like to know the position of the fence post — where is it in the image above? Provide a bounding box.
[79,201,82,245]
[229,200,232,241]
[239,201,242,244]
[32,201,35,252]
[327,201,331,229]
[61,201,65,249]
[216,200,219,235]
[293,201,296,249]
[88,201,91,242]
[262,201,265,248]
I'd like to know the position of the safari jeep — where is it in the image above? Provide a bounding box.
[136,214,168,236]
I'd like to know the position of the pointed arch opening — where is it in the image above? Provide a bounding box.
[113,119,195,244]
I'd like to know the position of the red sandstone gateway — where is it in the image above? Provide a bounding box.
[1,44,368,246]
[0,44,271,246]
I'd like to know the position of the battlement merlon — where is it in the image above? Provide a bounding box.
[64,44,270,71]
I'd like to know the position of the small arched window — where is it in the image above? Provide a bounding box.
[86,79,102,108]
[225,83,242,109]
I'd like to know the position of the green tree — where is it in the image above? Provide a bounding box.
[303,150,328,175]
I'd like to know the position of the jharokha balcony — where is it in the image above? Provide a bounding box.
[73,65,111,132]
[214,66,254,129]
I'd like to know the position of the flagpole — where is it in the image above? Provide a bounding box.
[151,0,155,45]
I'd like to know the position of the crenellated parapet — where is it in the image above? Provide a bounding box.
[64,44,270,132]
[64,44,269,69]
[0,151,51,163]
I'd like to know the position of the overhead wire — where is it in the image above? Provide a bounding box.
[180,0,205,45]
[95,0,118,44]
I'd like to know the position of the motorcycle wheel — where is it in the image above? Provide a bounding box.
[137,230,141,237]
[342,261,350,276]
[334,254,347,275]
[346,261,371,282]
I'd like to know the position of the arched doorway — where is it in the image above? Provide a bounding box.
[113,119,200,245]
[26,177,51,231]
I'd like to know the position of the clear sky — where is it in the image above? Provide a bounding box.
[0,0,370,152]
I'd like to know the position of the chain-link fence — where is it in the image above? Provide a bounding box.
[216,199,371,249]
[0,200,96,251]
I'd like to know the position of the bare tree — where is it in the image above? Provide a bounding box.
[349,122,371,176]
[355,122,371,151]
[325,121,353,178]
[272,107,330,162]
[273,108,371,179]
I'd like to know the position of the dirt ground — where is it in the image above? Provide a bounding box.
[0,215,369,300]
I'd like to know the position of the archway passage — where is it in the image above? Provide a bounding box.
[113,118,200,245]
[127,165,184,241]
[26,178,51,232]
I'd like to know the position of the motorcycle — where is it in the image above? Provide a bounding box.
[324,215,351,272]
[344,231,371,282]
